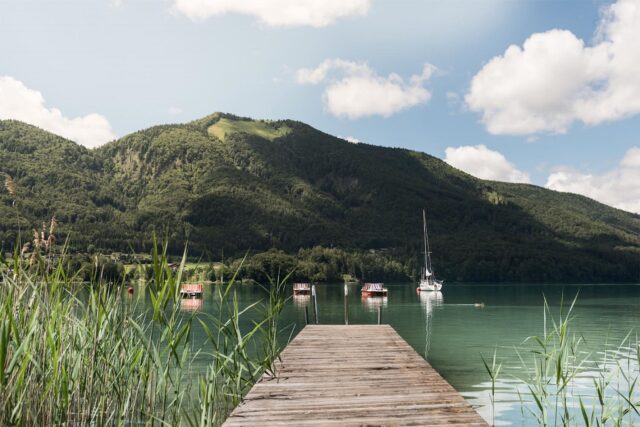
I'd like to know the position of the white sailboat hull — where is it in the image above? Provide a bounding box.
[418,279,442,292]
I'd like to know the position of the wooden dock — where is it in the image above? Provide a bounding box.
[224,325,487,426]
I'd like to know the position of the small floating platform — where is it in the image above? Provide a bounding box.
[361,282,388,296]
[179,283,203,298]
[224,325,487,426]
[293,282,312,295]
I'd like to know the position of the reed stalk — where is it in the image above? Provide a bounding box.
[486,294,640,426]
[481,348,502,426]
[0,238,288,426]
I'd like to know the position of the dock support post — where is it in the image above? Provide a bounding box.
[304,305,309,325]
[377,306,382,324]
[344,284,349,325]
[312,285,318,324]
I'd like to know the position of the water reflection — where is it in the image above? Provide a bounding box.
[361,295,388,311]
[132,281,640,425]
[180,297,203,312]
[419,289,443,308]
[463,341,640,426]
[419,290,443,359]
[292,294,310,308]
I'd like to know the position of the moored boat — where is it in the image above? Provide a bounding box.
[417,209,443,292]
[361,282,388,296]
[293,282,312,295]
[180,283,203,298]
[418,277,442,292]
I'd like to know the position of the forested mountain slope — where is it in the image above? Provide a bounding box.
[1,114,638,282]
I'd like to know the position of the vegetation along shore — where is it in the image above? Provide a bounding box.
[1,114,639,284]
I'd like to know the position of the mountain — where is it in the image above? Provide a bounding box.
[1,113,639,282]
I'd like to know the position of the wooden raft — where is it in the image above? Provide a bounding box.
[223,325,487,426]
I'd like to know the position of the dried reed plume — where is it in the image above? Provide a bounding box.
[4,174,16,196]
[32,229,40,249]
[20,243,30,257]
[29,217,58,267]
[49,216,57,237]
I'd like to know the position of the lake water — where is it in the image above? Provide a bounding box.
[140,282,640,425]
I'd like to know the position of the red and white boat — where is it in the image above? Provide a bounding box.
[293,282,312,295]
[180,283,203,298]
[361,282,388,297]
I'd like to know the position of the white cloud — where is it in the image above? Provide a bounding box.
[297,59,436,119]
[296,59,369,85]
[546,147,640,213]
[338,135,360,143]
[466,0,640,135]
[172,0,370,27]
[444,145,531,183]
[0,76,115,148]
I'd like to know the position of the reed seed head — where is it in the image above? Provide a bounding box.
[4,174,16,196]
[49,216,57,236]
[33,229,40,248]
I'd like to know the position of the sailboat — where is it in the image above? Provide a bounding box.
[417,209,443,292]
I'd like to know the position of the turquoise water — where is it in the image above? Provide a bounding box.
[138,282,640,425]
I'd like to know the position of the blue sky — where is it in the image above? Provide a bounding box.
[1,0,639,212]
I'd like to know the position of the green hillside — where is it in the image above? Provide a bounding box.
[0,120,129,252]
[1,114,639,282]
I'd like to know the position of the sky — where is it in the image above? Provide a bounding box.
[0,0,639,213]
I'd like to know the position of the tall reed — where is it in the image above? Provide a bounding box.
[485,295,640,426]
[0,239,288,426]
[481,348,502,426]
[195,258,291,424]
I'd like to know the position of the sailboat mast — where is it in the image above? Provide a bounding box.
[423,209,433,273]
[422,209,428,272]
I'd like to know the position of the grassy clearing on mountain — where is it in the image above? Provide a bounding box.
[208,117,291,142]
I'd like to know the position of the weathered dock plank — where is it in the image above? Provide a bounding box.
[224,325,487,426]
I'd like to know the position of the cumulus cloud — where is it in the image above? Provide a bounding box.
[297,59,436,119]
[444,145,531,183]
[0,76,115,148]
[466,0,640,135]
[546,147,640,213]
[338,135,360,143]
[172,0,370,27]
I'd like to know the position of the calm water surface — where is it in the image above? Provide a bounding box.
[137,282,640,425]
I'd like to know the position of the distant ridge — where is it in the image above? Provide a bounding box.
[1,114,638,282]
